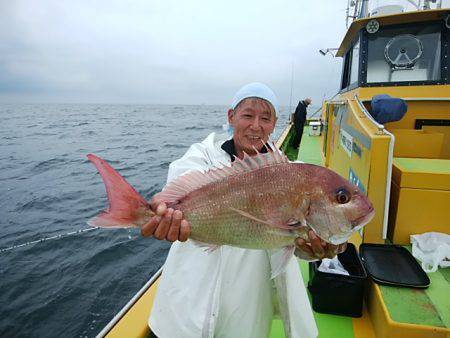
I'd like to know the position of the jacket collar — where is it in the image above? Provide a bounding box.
[221,138,269,162]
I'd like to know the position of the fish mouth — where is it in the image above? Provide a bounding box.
[351,207,375,227]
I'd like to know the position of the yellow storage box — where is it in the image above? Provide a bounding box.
[388,158,450,244]
[391,129,444,159]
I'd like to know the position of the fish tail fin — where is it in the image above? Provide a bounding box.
[87,154,152,228]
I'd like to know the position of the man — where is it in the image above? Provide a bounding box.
[142,83,345,338]
[292,98,312,149]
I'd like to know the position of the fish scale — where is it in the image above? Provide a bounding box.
[177,164,306,249]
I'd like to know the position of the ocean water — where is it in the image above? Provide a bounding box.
[0,103,291,337]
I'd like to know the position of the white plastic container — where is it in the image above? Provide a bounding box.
[309,121,322,136]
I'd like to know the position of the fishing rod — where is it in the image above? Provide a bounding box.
[0,226,101,254]
[308,90,342,119]
[289,59,295,115]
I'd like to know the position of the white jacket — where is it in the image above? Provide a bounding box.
[149,132,318,338]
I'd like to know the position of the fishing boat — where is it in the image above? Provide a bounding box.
[97,2,449,337]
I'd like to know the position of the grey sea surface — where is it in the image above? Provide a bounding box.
[0,103,292,337]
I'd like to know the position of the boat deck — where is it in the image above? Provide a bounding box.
[103,125,449,338]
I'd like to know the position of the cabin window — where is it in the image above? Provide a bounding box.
[341,50,351,89]
[366,24,441,83]
[349,41,360,85]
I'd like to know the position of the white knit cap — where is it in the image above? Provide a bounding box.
[230,82,279,115]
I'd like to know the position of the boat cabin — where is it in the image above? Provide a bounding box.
[339,9,449,90]
[318,9,450,247]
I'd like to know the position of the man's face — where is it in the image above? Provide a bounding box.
[228,98,277,157]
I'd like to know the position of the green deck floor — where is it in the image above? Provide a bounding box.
[281,125,324,166]
[297,127,324,165]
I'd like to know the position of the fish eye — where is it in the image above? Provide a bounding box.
[336,188,350,204]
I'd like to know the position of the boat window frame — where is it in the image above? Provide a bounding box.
[360,20,449,87]
[340,32,362,92]
[340,49,351,90]
[349,39,361,86]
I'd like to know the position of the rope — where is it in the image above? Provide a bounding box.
[0,227,100,254]
[309,106,323,119]
[309,91,341,119]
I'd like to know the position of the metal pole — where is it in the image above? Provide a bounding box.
[359,0,369,19]
[289,60,294,116]
[346,0,350,28]
[353,0,360,20]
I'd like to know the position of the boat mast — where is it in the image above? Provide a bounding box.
[346,0,443,25]
[345,0,369,26]
[346,0,359,28]
[359,0,369,18]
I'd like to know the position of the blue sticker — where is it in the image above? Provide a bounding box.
[349,168,366,194]
[352,142,362,158]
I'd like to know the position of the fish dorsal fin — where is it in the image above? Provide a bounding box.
[157,142,289,203]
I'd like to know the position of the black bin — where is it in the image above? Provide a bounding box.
[307,243,367,317]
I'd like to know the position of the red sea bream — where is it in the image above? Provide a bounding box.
[87,147,374,257]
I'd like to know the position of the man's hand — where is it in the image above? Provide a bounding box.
[295,230,347,260]
[141,198,191,242]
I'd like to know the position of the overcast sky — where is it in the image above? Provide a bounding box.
[1,0,448,105]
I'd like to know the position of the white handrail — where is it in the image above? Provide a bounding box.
[382,129,395,239]
[354,95,394,240]
[354,96,385,131]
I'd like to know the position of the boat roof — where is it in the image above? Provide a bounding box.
[337,8,450,57]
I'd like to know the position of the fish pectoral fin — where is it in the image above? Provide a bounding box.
[290,211,308,228]
[269,246,296,279]
[191,240,220,253]
[229,207,301,230]
[229,207,278,227]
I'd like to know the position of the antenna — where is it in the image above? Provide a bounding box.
[346,0,359,28]
[289,59,294,115]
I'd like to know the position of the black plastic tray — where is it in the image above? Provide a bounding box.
[359,244,430,288]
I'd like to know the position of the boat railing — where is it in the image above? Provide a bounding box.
[354,96,386,134]
[276,121,294,150]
